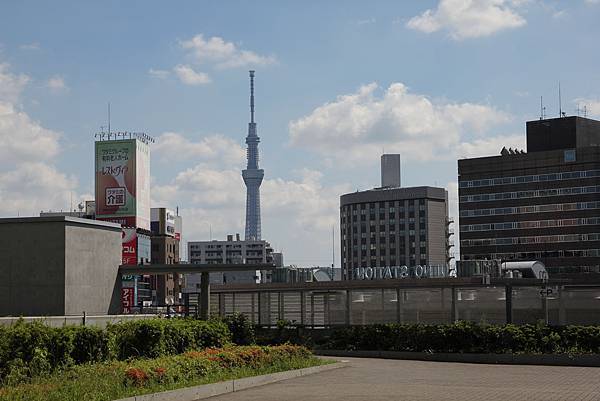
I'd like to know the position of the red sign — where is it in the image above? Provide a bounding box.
[122,228,137,265]
[121,288,134,313]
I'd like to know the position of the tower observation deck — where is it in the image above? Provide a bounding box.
[242,70,264,240]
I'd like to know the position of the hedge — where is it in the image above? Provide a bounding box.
[321,321,600,354]
[0,318,231,383]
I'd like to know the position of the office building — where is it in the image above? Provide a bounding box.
[458,116,600,274]
[187,234,274,287]
[149,207,182,305]
[0,217,122,316]
[340,159,452,280]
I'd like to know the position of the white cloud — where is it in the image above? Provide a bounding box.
[153,132,245,166]
[46,75,68,92]
[455,133,525,159]
[407,0,527,40]
[585,0,600,4]
[0,102,61,166]
[148,68,170,79]
[0,63,30,103]
[173,64,211,86]
[0,62,84,217]
[289,82,511,164]
[0,162,79,216]
[356,18,376,25]
[20,43,40,51]
[152,162,348,265]
[179,34,277,69]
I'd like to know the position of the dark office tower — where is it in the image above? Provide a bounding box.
[242,71,264,240]
[458,116,600,275]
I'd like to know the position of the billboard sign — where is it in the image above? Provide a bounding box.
[95,139,150,230]
[150,208,176,236]
[122,228,137,265]
[121,288,134,313]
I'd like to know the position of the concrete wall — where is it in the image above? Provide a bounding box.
[0,221,66,316]
[64,223,122,315]
[0,217,121,316]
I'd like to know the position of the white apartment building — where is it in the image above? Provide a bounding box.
[185,234,274,290]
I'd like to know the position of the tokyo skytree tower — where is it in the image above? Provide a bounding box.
[242,70,264,240]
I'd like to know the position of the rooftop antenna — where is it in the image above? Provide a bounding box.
[584,105,588,118]
[558,82,564,118]
[540,96,546,120]
[108,102,111,136]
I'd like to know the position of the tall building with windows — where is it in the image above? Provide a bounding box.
[458,116,600,275]
[340,180,451,280]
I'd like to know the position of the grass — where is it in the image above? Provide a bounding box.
[0,345,329,401]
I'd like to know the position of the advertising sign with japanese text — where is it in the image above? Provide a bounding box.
[122,228,137,265]
[121,288,134,313]
[95,139,150,230]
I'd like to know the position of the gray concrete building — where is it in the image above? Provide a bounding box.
[381,154,401,188]
[459,116,600,275]
[0,216,122,316]
[340,186,451,280]
[186,234,274,288]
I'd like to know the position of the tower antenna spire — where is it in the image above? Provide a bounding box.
[249,70,255,124]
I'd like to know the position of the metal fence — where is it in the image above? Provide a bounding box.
[0,313,158,328]
[186,282,600,327]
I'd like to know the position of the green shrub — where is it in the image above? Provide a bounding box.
[0,318,231,383]
[108,318,231,359]
[321,322,600,355]
[222,313,256,345]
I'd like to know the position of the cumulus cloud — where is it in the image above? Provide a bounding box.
[0,63,30,103]
[289,82,512,164]
[46,75,68,92]
[153,132,245,166]
[173,64,211,85]
[407,0,528,40]
[179,34,277,69]
[152,163,347,265]
[0,102,61,166]
[0,62,83,217]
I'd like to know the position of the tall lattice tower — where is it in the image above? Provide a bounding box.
[242,70,264,240]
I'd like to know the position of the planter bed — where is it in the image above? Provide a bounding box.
[0,345,327,401]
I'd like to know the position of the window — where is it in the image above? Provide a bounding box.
[565,149,576,162]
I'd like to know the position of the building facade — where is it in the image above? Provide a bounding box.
[187,234,274,287]
[340,186,451,280]
[458,116,600,274]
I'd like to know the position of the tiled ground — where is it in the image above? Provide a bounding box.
[209,357,600,401]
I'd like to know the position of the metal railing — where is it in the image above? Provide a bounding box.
[188,281,600,327]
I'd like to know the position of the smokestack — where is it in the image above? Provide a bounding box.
[381,154,401,188]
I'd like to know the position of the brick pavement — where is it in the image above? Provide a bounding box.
[209,357,600,401]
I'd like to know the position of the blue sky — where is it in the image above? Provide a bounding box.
[1,0,600,265]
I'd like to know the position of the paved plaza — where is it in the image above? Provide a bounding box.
[211,357,600,401]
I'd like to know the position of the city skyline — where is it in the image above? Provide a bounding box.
[1,1,600,265]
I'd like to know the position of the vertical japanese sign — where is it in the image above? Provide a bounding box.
[95,138,150,229]
[121,288,134,313]
[122,228,137,265]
